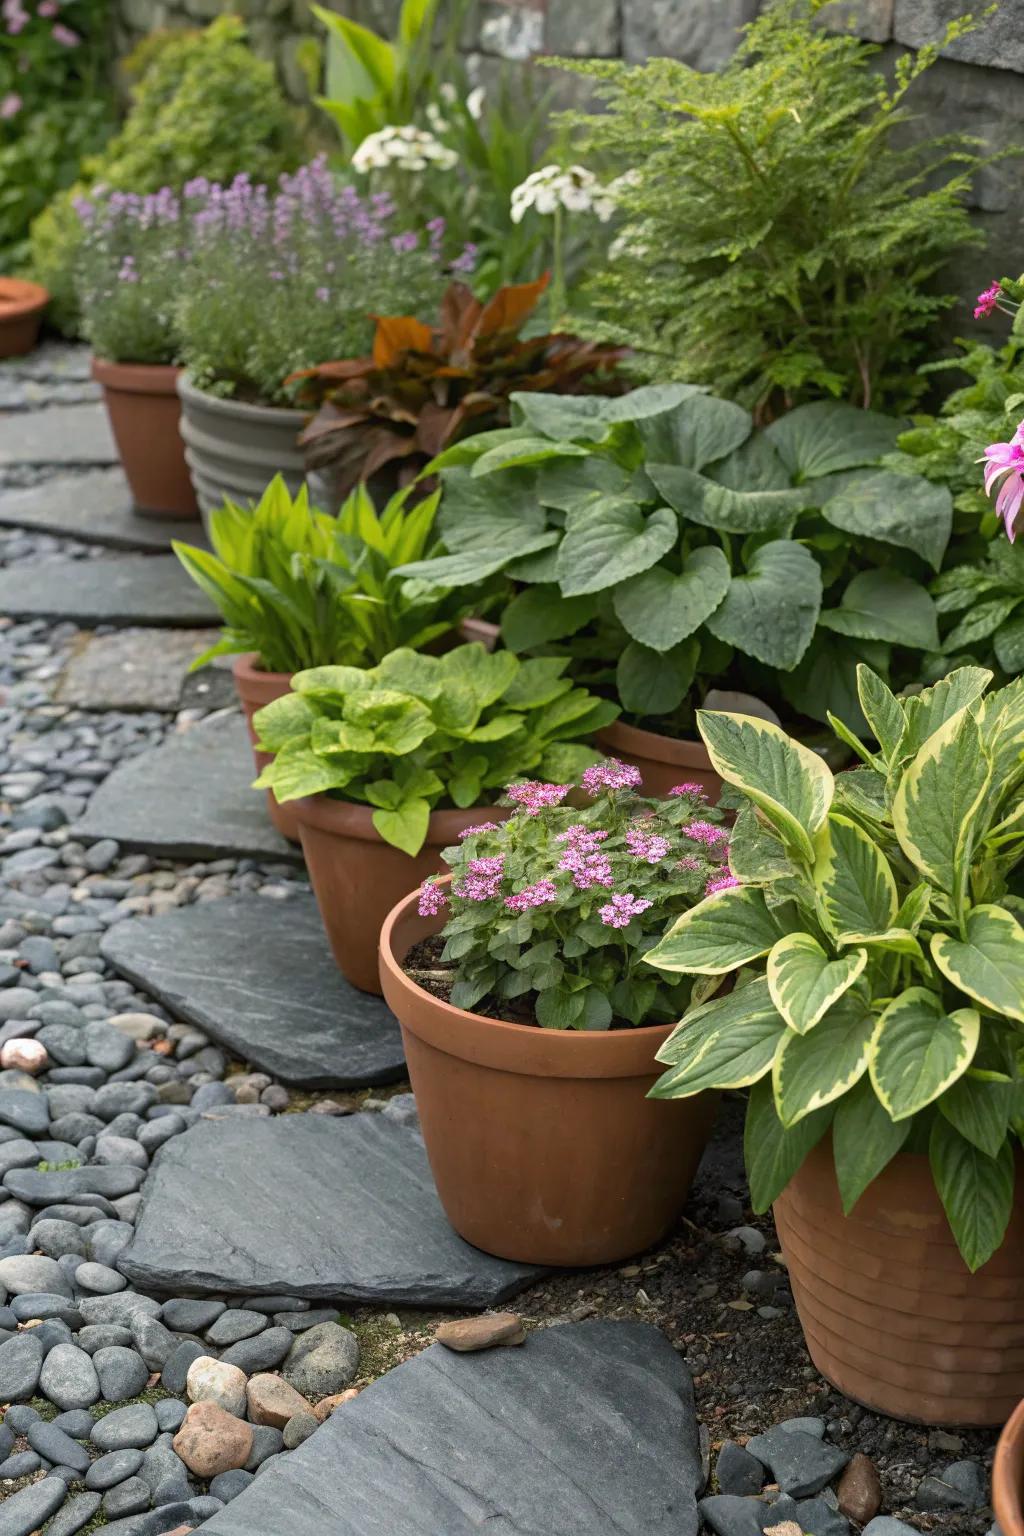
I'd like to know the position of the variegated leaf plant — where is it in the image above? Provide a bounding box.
[645,664,1024,1271]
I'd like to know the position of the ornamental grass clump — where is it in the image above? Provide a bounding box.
[72,188,187,365]
[416,761,727,1029]
[645,663,1024,1271]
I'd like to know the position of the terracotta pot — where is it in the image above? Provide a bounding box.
[995,1399,1024,1536]
[231,653,301,844]
[91,359,198,520]
[177,373,308,526]
[458,617,500,649]
[0,277,47,357]
[379,884,717,1266]
[596,719,722,801]
[294,796,510,996]
[774,1138,1024,1425]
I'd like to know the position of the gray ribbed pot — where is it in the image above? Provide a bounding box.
[177,373,308,527]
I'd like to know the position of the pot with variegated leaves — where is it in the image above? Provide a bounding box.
[643,662,1024,1426]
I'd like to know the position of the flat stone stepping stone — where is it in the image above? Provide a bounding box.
[56,628,232,713]
[0,470,206,550]
[102,894,403,1088]
[120,1115,544,1306]
[0,402,115,464]
[0,555,214,627]
[74,715,301,864]
[201,1320,702,1535]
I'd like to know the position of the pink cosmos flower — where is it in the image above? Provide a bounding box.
[581,758,642,796]
[980,421,1024,541]
[457,821,499,839]
[418,880,447,917]
[669,782,708,800]
[504,879,559,912]
[599,892,653,928]
[453,856,505,902]
[705,871,740,897]
[625,825,670,864]
[683,820,729,847]
[0,91,20,118]
[506,781,569,816]
[975,281,1002,320]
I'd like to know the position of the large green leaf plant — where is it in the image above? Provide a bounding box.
[644,664,1024,1271]
[399,385,952,735]
[251,645,617,855]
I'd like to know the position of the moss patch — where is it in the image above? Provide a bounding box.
[90,1385,174,1419]
[339,1307,442,1388]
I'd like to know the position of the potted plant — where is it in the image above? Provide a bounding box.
[173,474,484,840]
[251,645,617,992]
[73,188,198,519]
[644,662,1024,1426]
[0,278,48,358]
[174,157,471,518]
[996,1400,1024,1536]
[398,384,952,795]
[378,763,725,1264]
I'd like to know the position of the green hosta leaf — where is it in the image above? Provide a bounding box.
[893,707,991,898]
[944,595,1023,654]
[728,804,792,883]
[744,1076,832,1213]
[931,904,1024,1023]
[470,438,590,476]
[940,1074,1014,1159]
[897,666,993,758]
[536,455,633,512]
[994,614,1024,673]
[557,499,678,596]
[705,540,822,670]
[831,765,888,824]
[371,798,430,856]
[650,978,786,1096]
[645,885,781,974]
[638,393,752,470]
[816,813,897,939]
[839,928,923,959]
[500,587,596,652]
[818,570,939,651]
[612,547,730,652]
[650,463,810,534]
[832,1075,911,1214]
[820,470,952,572]
[869,989,979,1120]
[929,1117,1015,1272]
[697,709,834,864]
[857,665,905,761]
[513,383,699,442]
[773,993,875,1125]
[895,882,931,933]
[765,402,901,481]
[767,933,867,1035]
[616,639,697,717]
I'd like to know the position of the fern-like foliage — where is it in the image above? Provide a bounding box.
[549,0,995,418]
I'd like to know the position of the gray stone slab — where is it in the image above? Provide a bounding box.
[56,629,230,712]
[0,555,215,627]
[120,1114,545,1307]
[73,715,302,864]
[101,894,404,1089]
[622,0,759,69]
[895,0,1024,72]
[0,402,116,465]
[0,471,206,550]
[200,1320,702,1536]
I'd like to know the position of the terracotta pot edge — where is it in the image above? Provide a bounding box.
[995,1398,1024,1536]
[91,356,181,394]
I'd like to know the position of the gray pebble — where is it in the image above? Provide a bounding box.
[93,1344,150,1401]
[38,1341,100,1410]
[78,1324,133,1354]
[39,1490,101,1536]
[27,1219,87,1260]
[221,1325,293,1374]
[75,1260,127,1294]
[91,1400,159,1451]
[86,1448,146,1492]
[103,1475,152,1519]
[245,1423,284,1469]
[206,1308,266,1346]
[0,1448,41,1478]
[27,1418,91,1474]
[209,1467,254,1503]
[50,1408,94,1438]
[162,1297,224,1333]
[283,1409,318,1449]
[0,1474,66,1532]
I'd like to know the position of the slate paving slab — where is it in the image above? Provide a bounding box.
[0,470,206,550]
[0,555,215,627]
[56,628,232,712]
[73,716,302,864]
[120,1115,545,1306]
[101,893,403,1088]
[0,402,116,464]
[200,1321,702,1536]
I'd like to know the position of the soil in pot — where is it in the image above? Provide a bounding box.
[995,1399,1024,1536]
[232,653,301,844]
[378,887,718,1267]
[596,718,722,801]
[91,359,198,519]
[774,1137,1024,1426]
[0,277,48,358]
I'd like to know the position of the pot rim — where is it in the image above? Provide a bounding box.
[293,793,508,845]
[994,1397,1024,1536]
[597,717,706,765]
[378,878,676,1078]
[177,371,307,425]
[231,651,293,689]
[0,277,48,317]
[91,356,181,394]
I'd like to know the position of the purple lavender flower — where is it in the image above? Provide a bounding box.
[599,892,653,928]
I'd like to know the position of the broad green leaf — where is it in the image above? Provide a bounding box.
[839,928,923,959]
[251,692,316,751]
[656,974,779,1062]
[856,665,905,761]
[612,546,730,652]
[470,438,590,477]
[897,666,993,758]
[832,1075,911,1213]
[816,813,897,939]
[817,570,939,651]
[649,463,810,534]
[371,798,430,856]
[638,393,752,470]
[929,1117,1015,1272]
[705,540,822,670]
[512,383,699,441]
[697,709,834,864]
[557,499,678,596]
[254,746,337,802]
[536,454,633,511]
[400,468,556,584]
[944,595,1022,653]
[728,803,792,883]
[995,614,1024,673]
[645,885,781,974]
[892,707,991,898]
[535,987,584,1030]
[745,1076,832,1212]
[931,904,1024,1023]
[895,881,931,933]
[616,638,698,717]
[773,993,875,1125]
[821,470,952,571]
[869,989,979,1120]
[765,402,901,481]
[650,979,787,1096]
[767,933,867,1035]
[940,1073,1014,1158]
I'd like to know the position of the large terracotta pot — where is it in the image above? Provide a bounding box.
[177,373,308,526]
[774,1138,1024,1425]
[91,359,198,520]
[0,277,47,357]
[232,653,300,844]
[294,796,510,996]
[379,884,717,1266]
[995,1399,1024,1536]
[596,719,721,801]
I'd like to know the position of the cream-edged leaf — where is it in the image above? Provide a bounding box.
[816,813,897,939]
[869,988,979,1121]
[767,933,866,1035]
[931,904,1024,1023]
[644,884,781,975]
[892,706,991,899]
[696,709,833,865]
[773,993,875,1126]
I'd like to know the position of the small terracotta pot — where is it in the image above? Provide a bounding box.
[995,1399,1024,1536]
[774,1138,1024,1425]
[379,884,717,1266]
[91,359,198,520]
[0,277,47,357]
[231,653,300,844]
[596,719,721,801]
[294,796,510,995]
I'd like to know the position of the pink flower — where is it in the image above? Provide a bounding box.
[669,782,708,800]
[683,820,729,846]
[453,855,505,902]
[37,0,57,14]
[599,892,653,928]
[625,825,670,864]
[418,880,447,917]
[457,821,499,839]
[504,879,559,912]
[0,91,20,118]
[980,421,1024,541]
[555,824,608,851]
[677,854,702,872]
[558,847,614,890]
[705,872,740,897]
[581,758,642,796]
[975,281,1002,320]
[50,21,78,44]
[506,781,569,816]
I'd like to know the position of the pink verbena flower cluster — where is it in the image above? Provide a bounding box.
[506,781,569,816]
[705,871,741,896]
[581,758,642,795]
[599,892,653,928]
[418,880,447,917]
[555,824,613,890]
[453,855,505,902]
[625,824,670,864]
[457,821,499,839]
[668,782,708,800]
[505,879,559,912]
[683,820,729,847]
[975,281,1003,320]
